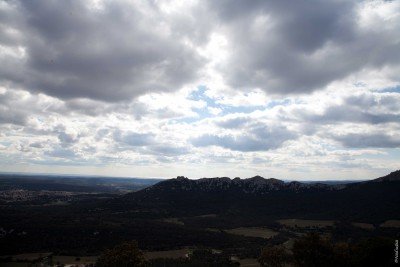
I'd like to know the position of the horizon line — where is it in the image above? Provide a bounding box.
[0,170,377,182]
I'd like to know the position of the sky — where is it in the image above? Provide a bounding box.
[0,0,399,180]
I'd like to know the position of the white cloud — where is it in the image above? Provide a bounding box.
[0,0,399,180]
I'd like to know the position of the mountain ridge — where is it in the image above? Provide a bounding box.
[373,170,400,182]
[137,174,344,196]
[141,170,400,195]
[110,170,400,221]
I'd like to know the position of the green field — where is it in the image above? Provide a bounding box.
[194,214,217,218]
[144,249,189,260]
[236,258,260,267]
[225,227,278,239]
[161,217,185,225]
[0,263,31,267]
[277,219,335,228]
[352,222,374,230]
[52,255,97,265]
[380,220,400,228]
[0,253,52,267]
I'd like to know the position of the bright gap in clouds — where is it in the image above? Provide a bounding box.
[0,0,399,180]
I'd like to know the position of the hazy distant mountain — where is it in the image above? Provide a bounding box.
[0,173,162,193]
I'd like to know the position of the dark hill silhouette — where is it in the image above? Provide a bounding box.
[1,171,399,255]
[109,171,400,222]
[373,170,400,182]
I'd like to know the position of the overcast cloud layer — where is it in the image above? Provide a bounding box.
[0,0,399,180]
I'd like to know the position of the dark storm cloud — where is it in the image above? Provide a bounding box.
[0,1,204,102]
[192,125,297,151]
[332,133,400,148]
[1,0,399,102]
[208,0,400,94]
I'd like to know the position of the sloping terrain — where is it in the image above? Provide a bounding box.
[0,171,399,255]
[112,171,400,222]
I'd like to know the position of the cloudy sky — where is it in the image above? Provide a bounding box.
[0,0,399,180]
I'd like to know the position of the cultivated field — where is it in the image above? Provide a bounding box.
[225,227,278,239]
[0,253,96,267]
[380,220,400,228]
[236,258,260,267]
[0,253,52,262]
[352,222,374,230]
[194,214,217,218]
[205,228,220,232]
[0,263,31,267]
[161,217,184,225]
[144,249,189,260]
[52,255,97,265]
[277,219,335,228]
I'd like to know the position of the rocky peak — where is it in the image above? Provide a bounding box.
[176,176,188,181]
[248,175,264,180]
[143,175,339,195]
[287,181,303,189]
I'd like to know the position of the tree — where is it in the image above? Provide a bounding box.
[330,242,354,267]
[351,237,395,267]
[96,241,146,267]
[189,249,238,266]
[292,233,334,267]
[258,245,289,267]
